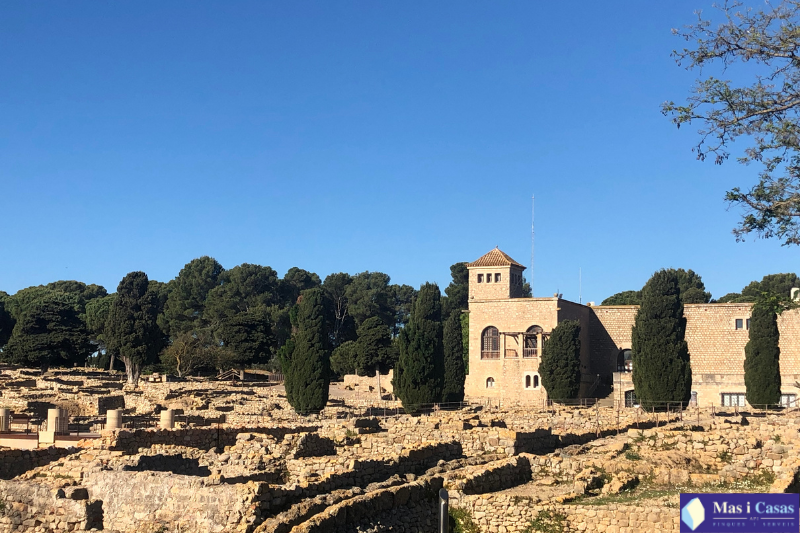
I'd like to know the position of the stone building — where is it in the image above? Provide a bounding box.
[463,247,800,408]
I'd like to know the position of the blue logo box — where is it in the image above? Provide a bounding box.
[680,493,800,532]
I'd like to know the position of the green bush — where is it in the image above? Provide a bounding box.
[524,510,568,533]
[449,507,480,533]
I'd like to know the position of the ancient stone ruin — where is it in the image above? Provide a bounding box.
[1,366,799,532]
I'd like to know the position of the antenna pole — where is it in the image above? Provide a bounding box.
[531,195,535,297]
[579,267,582,304]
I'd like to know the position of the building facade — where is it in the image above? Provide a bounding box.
[464,248,800,408]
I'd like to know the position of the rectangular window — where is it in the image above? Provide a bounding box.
[495,273,501,282]
[746,318,751,330]
[721,393,746,407]
[624,390,637,408]
[486,273,492,283]
[477,274,483,283]
[781,394,796,408]
[735,319,744,330]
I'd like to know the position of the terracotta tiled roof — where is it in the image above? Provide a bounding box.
[466,248,526,269]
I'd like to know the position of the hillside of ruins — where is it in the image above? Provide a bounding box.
[1,365,799,532]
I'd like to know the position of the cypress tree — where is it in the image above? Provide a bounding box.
[393,283,443,413]
[539,319,581,402]
[285,288,330,414]
[441,311,466,404]
[355,316,393,376]
[631,270,692,408]
[744,301,781,407]
[105,272,162,386]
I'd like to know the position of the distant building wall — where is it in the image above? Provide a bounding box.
[468,299,800,407]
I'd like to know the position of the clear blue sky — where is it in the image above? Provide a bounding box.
[1,1,795,302]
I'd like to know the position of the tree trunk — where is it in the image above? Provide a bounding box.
[376,367,381,400]
[122,356,141,387]
[108,353,116,372]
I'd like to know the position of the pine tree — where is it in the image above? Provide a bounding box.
[441,311,466,404]
[539,320,581,402]
[393,283,443,413]
[744,301,781,407]
[631,270,692,408]
[284,288,330,414]
[5,292,91,372]
[330,340,358,377]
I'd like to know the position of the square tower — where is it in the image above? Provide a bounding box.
[467,248,527,301]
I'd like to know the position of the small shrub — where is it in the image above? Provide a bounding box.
[449,507,480,533]
[751,469,776,487]
[624,451,641,461]
[773,434,782,444]
[717,450,732,463]
[524,510,568,533]
[345,429,357,438]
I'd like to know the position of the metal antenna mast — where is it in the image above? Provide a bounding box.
[531,195,535,297]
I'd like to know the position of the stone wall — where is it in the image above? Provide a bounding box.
[454,496,679,532]
[85,470,256,533]
[465,297,559,403]
[0,481,103,532]
[0,447,77,480]
[342,370,394,395]
[87,424,319,453]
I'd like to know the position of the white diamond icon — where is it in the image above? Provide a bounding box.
[681,497,705,531]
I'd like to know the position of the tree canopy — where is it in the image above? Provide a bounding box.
[664,1,800,244]
[0,296,13,348]
[204,263,280,324]
[355,316,394,376]
[4,292,92,371]
[330,340,358,377]
[602,269,711,306]
[539,319,582,402]
[631,270,693,407]
[106,272,163,385]
[284,288,330,414]
[441,311,466,404]
[744,300,782,406]
[716,272,800,303]
[393,283,444,413]
[159,257,224,336]
[601,290,642,306]
[442,263,468,318]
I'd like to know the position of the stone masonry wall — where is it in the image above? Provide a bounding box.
[465,298,558,403]
[0,447,77,480]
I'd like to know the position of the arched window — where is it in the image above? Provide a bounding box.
[524,325,543,358]
[481,327,500,359]
[617,349,632,372]
[524,373,541,390]
[486,377,495,388]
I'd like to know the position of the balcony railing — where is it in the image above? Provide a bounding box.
[481,351,500,360]
[522,348,537,358]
